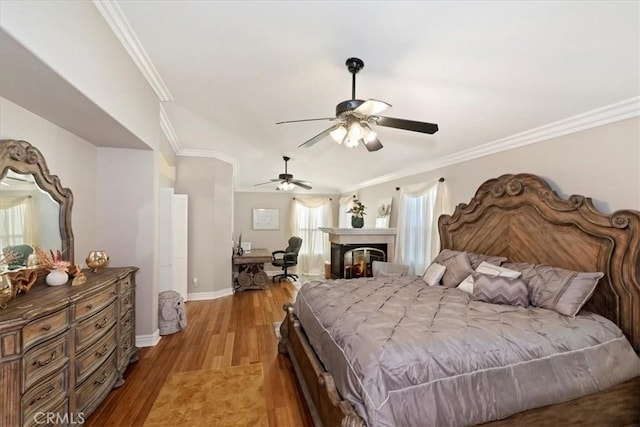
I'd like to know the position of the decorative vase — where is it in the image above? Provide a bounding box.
[351,216,364,228]
[86,251,109,273]
[46,270,69,286]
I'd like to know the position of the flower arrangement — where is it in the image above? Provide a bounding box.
[34,246,71,273]
[347,199,366,218]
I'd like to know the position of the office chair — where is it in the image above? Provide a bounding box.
[271,236,302,282]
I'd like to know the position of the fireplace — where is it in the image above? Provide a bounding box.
[330,243,387,279]
[321,227,397,280]
[344,247,386,279]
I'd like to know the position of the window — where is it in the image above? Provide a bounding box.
[338,196,356,228]
[291,198,333,275]
[396,180,448,275]
[0,202,27,247]
[0,195,40,249]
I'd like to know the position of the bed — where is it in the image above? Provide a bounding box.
[278,173,640,427]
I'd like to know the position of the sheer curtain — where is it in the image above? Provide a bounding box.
[0,195,40,248]
[290,198,333,275]
[338,195,356,228]
[395,180,449,275]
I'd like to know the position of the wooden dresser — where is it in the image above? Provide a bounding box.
[0,267,138,426]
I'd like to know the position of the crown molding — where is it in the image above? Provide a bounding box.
[342,96,640,193]
[159,104,181,153]
[93,0,173,102]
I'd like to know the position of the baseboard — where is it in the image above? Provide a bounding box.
[136,329,161,347]
[187,287,234,301]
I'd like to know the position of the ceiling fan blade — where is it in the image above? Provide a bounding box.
[353,99,391,117]
[363,137,383,152]
[375,116,439,134]
[298,124,340,148]
[254,179,281,186]
[276,117,335,125]
[291,180,312,190]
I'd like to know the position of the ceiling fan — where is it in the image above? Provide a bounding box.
[254,156,312,191]
[276,57,439,152]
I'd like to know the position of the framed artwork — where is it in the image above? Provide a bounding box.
[252,208,279,230]
[375,198,392,228]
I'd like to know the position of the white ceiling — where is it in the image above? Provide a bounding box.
[8,2,640,194]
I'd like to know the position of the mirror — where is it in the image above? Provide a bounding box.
[0,139,74,271]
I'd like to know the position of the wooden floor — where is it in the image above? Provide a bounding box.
[86,281,313,426]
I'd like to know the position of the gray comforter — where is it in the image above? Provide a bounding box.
[294,276,640,427]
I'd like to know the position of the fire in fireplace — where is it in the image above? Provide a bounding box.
[344,247,386,279]
[330,243,388,279]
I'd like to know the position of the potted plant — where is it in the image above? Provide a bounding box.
[35,247,71,286]
[347,199,366,228]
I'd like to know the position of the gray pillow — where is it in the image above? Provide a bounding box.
[471,273,529,308]
[503,262,603,317]
[434,249,507,270]
[440,251,473,288]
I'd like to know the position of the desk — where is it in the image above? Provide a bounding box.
[232,248,272,291]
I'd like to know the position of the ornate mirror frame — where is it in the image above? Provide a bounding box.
[0,139,74,264]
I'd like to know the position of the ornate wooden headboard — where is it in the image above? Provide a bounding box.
[439,173,640,352]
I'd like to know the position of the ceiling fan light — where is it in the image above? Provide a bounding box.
[348,121,363,139]
[330,125,347,143]
[278,181,295,191]
[362,123,378,143]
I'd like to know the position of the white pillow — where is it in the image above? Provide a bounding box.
[476,261,522,278]
[458,261,521,294]
[423,262,446,286]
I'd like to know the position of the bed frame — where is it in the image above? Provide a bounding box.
[279,173,640,427]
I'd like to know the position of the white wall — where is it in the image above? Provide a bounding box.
[175,156,233,295]
[96,148,158,338]
[351,117,640,229]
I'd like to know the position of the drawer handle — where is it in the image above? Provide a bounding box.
[124,297,130,305]
[33,350,57,367]
[122,341,130,349]
[29,386,55,406]
[86,303,93,309]
[96,345,109,357]
[94,372,108,385]
[95,318,108,329]
[41,324,52,331]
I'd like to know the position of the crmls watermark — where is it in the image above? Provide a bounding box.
[34,412,85,425]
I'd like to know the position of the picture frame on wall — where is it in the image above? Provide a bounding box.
[375,198,392,228]
[253,208,279,230]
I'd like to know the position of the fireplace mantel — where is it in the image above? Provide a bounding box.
[319,227,397,237]
[320,227,397,263]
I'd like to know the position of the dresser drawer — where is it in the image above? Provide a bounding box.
[118,327,136,371]
[76,325,116,384]
[119,275,133,294]
[75,352,117,414]
[120,288,134,318]
[23,309,69,351]
[75,303,117,351]
[75,283,117,320]
[22,365,68,424]
[120,307,134,332]
[23,332,69,392]
[24,398,69,427]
